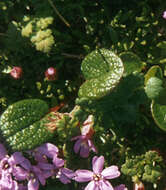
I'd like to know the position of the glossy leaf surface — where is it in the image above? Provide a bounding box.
[79,49,124,100]
[151,100,166,132]
[120,51,143,76]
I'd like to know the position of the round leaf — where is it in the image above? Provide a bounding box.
[144,77,164,100]
[144,65,163,85]
[79,49,124,100]
[151,101,166,132]
[119,51,143,76]
[157,41,166,49]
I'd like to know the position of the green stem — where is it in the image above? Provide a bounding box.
[47,0,71,28]
[0,33,8,36]
[61,53,84,60]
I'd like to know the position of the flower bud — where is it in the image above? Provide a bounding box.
[45,67,57,81]
[81,115,95,138]
[10,66,23,79]
[163,11,166,19]
[134,182,145,190]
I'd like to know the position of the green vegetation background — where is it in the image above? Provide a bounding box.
[1,0,166,189]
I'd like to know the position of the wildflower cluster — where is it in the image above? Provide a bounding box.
[0,143,74,190]
[0,142,127,190]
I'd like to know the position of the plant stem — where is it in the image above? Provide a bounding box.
[47,0,71,28]
[61,53,84,60]
[0,33,8,36]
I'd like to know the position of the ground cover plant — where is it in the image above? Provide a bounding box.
[0,0,166,189]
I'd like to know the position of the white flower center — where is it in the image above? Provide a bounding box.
[93,173,102,181]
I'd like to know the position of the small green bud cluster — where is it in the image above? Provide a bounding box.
[21,16,54,53]
[121,151,164,185]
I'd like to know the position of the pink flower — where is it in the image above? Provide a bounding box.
[45,67,57,81]
[29,143,74,185]
[56,167,75,184]
[0,146,31,190]
[71,115,97,158]
[10,67,23,79]
[163,11,166,19]
[34,143,59,160]
[0,172,19,190]
[75,156,121,190]
[114,184,128,190]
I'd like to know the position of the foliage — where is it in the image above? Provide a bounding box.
[121,151,165,185]
[78,48,124,99]
[1,0,166,189]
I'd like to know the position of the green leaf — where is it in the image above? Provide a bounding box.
[1,66,12,74]
[142,165,162,183]
[108,27,118,43]
[151,100,166,132]
[144,77,164,100]
[78,49,124,100]
[157,41,166,49]
[119,51,143,76]
[144,66,163,85]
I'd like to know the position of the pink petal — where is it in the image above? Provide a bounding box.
[37,162,54,170]
[92,156,98,165]
[12,180,19,190]
[85,181,96,190]
[71,135,81,141]
[61,168,75,179]
[53,156,65,168]
[92,156,104,174]
[36,143,59,159]
[101,166,120,179]
[21,159,32,171]
[13,166,29,181]
[0,173,13,189]
[114,184,127,190]
[73,139,81,153]
[18,184,27,190]
[80,144,90,158]
[75,170,93,182]
[9,152,25,165]
[43,170,53,178]
[99,180,114,190]
[87,140,97,153]
[38,174,46,186]
[28,179,39,190]
[59,174,71,184]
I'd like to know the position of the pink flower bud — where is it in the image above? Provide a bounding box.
[10,66,23,79]
[45,67,57,81]
[134,182,145,190]
[163,11,166,19]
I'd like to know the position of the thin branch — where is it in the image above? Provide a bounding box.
[61,53,84,60]
[47,0,71,28]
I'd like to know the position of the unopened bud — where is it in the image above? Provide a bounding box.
[163,11,166,19]
[45,67,57,81]
[10,66,23,79]
[134,182,145,190]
